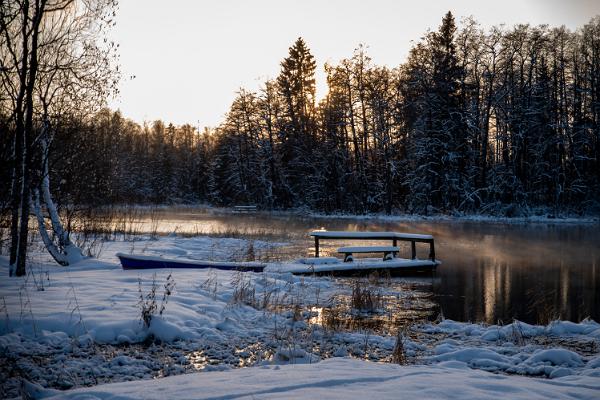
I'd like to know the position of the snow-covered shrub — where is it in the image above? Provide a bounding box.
[507,320,527,346]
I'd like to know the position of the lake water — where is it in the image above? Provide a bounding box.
[114,207,600,325]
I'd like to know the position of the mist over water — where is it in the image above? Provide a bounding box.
[117,207,600,325]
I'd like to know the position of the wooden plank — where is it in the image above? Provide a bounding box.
[309,231,433,243]
[337,246,400,253]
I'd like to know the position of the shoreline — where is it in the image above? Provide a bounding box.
[65,203,600,225]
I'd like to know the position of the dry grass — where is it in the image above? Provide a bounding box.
[322,305,343,332]
[138,273,176,329]
[391,330,407,364]
[350,280,384,313]
[367,270,392,286]
[230,271,256,306]
[200,270,218,300]
[508,320,527,346]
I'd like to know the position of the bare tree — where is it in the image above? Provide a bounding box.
[0,0,119,275]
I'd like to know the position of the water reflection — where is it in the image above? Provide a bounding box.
[307,278,440,335]
[102,207,600,324]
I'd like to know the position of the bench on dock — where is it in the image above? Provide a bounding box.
[337,246,400,262]
[310,231,436,261]
[233,205,257,213]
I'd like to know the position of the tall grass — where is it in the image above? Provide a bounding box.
[230,271,256,306]
[391,329,407,364]
[350,280,384,313]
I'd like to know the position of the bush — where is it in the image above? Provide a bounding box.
[138,273,176,329]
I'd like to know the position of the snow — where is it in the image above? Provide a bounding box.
[0,235,292,344]
[296,257,340,265]
[267,258,439,274]
[310,231,434,240]
[308,211,600,225]
[423,319,600,341]
[427,345,587,375]
[524,349,584,367]
[1,233,599,399]
[28,358,600,400]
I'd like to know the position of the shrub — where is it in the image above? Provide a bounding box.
[138,273,176,329]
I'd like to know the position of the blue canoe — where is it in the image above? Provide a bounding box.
[116,253,266,272]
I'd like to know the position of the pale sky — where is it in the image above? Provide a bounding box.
[108,0,600,128]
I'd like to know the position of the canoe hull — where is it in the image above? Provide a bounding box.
[117,253,265,272]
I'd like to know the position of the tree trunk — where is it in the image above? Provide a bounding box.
[34,121,85,266]
[9,131,22,276]
[8,0,31,275]
[15,0,45,276]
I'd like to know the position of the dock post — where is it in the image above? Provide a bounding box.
[314,237,319,258]
[429,240,435,261]
[411,241,416,259]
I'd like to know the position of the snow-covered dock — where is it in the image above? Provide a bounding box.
[116,230,441,275]
[265,257,439,274]
[310,230,437,261]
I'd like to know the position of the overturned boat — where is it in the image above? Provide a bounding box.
[116,253,266,272]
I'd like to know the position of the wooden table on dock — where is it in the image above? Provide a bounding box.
[309,231,436,261]
[233,205,257,213]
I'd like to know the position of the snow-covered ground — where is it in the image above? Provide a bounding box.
[1,235,599,399]
[28,357,600,400]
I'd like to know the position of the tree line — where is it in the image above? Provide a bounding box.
[208,13,600,215]
[2,10,600,272]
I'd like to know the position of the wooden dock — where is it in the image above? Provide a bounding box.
[265,258,439,275]
[309,230,436,261]
[232,205,257,213]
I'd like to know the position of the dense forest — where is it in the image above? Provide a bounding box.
[3,11,600,220]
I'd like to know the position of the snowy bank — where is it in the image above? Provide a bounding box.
[30,357,600,400]
[308,211,600,225]
[1,234,599,398]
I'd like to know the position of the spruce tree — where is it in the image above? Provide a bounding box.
[276,38,318,206]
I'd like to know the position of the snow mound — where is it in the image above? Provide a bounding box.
[33,358,600,400]
[524,349,584,367]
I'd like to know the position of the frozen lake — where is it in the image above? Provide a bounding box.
[106,206,600,325]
